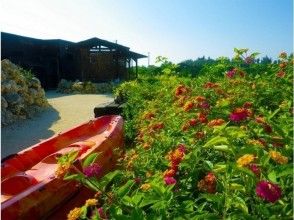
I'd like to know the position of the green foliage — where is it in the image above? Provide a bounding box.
[60,50,293,219]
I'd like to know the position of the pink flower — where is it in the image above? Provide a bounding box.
[256,181,282,203]
[164,177,177,185]
[177,144,187,153]
[248,164,261,177]
[226,68,237,78]
[97,207,107,219]
[229,108,249,122]
[83,163,102,177]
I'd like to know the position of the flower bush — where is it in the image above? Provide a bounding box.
[58,49,293,219]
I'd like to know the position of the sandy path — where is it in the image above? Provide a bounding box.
[1,91,113,159]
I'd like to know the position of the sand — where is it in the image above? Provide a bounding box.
[1,91,113,159]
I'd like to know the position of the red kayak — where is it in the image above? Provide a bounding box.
[1,115,124,219]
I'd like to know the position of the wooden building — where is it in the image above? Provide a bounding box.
[1,32,146,89]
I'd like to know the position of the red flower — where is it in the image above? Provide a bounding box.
[263,123,273,133]
[175,85,189,97]
[181,123,189,132]
[197,112,208,123]
[189,118,198,126]
[256,181,282,203]
[151,122,164,130]
[197,172,217,193]
[243,102,253,108]
[195,96,206,102]
[203,82,219,89]
[276,71,285,78]
[195,131,205,139]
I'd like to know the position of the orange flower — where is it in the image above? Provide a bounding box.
[163,169,176,177]
[183,101,194,112]
[269,151,288,164]
[197,112,208,123]
[175,85,189,97]
[237,154,255,167]
[207,119,225,127]
[195,96,206,102]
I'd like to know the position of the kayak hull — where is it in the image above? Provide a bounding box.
[1,115,124,219]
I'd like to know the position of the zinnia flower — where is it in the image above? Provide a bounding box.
[229,108,249,122]
[269,151,288,164]
[83,163,102,177]
[164,177,177,185]
[237,154,255,167]
[67,207,82,220]
[256,181,282,203]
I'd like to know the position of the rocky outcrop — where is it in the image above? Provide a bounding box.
[1,59,49,126]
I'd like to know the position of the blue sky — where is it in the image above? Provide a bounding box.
[1,0,293,65]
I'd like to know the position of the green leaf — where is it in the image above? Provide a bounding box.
[82,153,100,168]
[268,108,280,120]
[233,196,248,214]
[229,183,246,192]
[64,173,83,181]
[213,145,233,153]
[276,164,293,178]
[268,171,277,183]
[203,136,228,148]
[99,170,122,190]
[235,166,256,178]
[139,198,159,208]
[116,180,135,197]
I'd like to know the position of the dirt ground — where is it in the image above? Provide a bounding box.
[1,91,113,159]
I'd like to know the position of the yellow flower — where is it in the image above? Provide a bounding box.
[67,207,82,220]
[146,171,153,177]
[55,163,71,179]
[269,151,288,164]
[140,183,151,191]
[85,198,98,206]
[237,154,255,167]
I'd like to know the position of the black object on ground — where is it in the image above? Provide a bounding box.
[94,101,125,118]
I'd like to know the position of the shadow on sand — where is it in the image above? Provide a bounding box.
[1,106,61,159]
